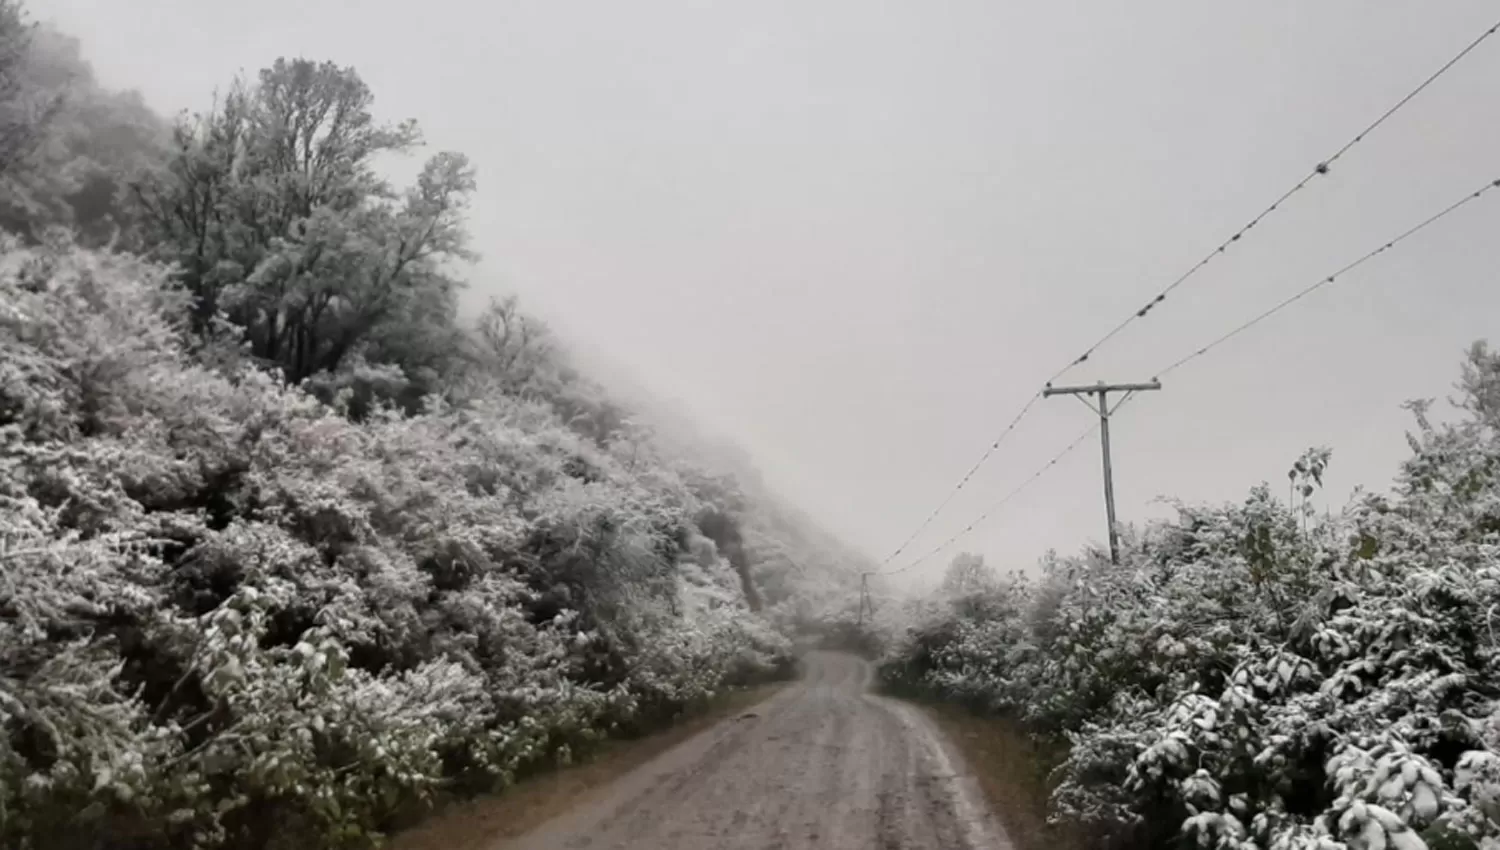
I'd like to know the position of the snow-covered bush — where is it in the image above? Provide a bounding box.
[881,351,1500,850]
[0,238,805,849]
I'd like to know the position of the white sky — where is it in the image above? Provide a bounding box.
[31,0,1500,585]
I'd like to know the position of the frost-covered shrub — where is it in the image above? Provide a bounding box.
[880,353,1500,850]
[0,240,803,849]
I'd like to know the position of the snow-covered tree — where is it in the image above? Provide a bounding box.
[131,58,472,400]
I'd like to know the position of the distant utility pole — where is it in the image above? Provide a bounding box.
[856,573,870,627]
[1042,380,1161,565]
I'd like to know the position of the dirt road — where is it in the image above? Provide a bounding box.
[502,651,1013,850]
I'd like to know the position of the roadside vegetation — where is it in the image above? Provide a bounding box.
[0,4,863,847]
[877,347,1500,849]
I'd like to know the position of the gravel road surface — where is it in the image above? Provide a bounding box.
[502,651,1013,850]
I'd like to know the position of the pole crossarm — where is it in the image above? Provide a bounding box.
[1043,380,1162,398]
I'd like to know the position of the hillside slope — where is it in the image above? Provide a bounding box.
[0,6,865,847]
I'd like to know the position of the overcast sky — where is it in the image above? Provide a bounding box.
[32,0,1500,584]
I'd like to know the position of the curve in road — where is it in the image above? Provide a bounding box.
[502,651,1014,850]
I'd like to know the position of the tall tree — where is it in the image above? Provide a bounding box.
[134,58,475,388]
[0,18,165,242]
[0,0,44,176]
[939,552,992,597]
[469,295,561,398]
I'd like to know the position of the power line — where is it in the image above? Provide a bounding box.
[1047,15,1500,386]
[874,386,1164,576]
[892,176,1500,575]
[878,423,1099,576]
[1155,176,1500,379]
[946,176,1500,577]
[870,15,1500,575]
[874,394,1041,567]
[871,173,1499,580]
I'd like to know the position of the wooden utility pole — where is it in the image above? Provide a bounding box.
[1042,380,1161,565]
[856,573,870,626]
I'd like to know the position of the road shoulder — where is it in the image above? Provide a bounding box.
[903,700,1086,850]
